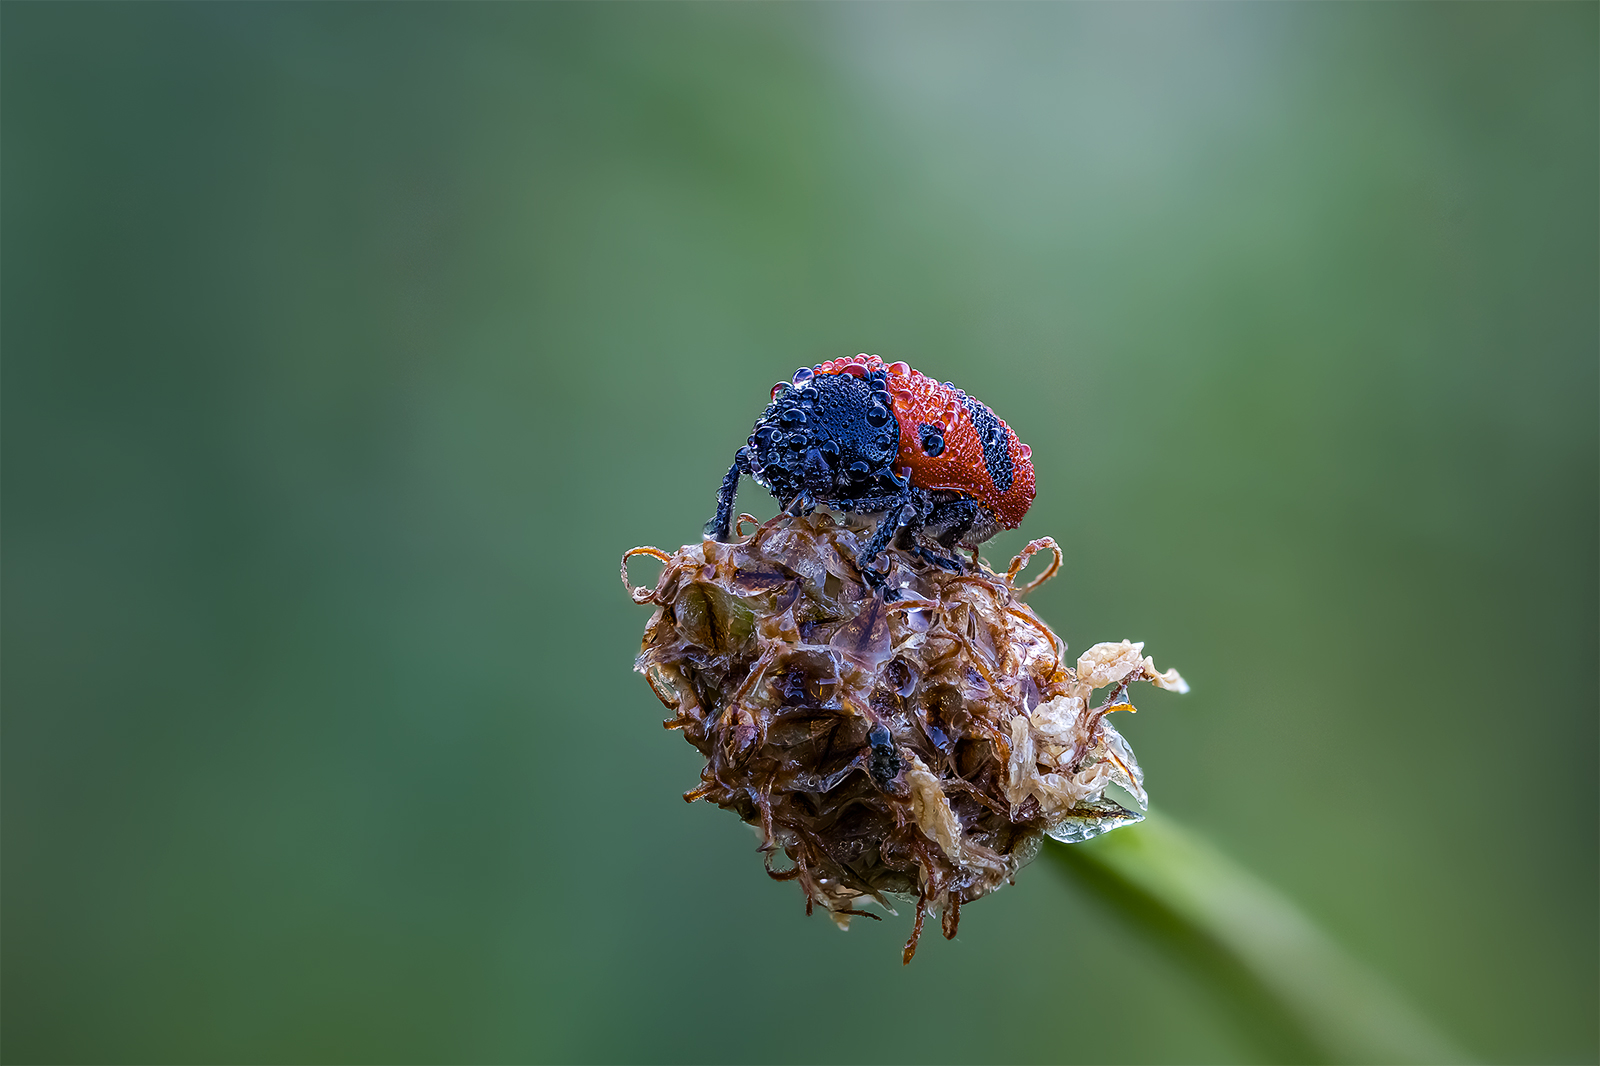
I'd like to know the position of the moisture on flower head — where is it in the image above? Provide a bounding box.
[624,512,1186,963]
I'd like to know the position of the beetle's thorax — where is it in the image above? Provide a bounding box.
[745,368,902,505]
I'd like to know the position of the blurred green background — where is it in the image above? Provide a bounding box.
[4,4,1595,1063]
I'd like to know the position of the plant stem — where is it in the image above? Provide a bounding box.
[1048,810,1472,1065]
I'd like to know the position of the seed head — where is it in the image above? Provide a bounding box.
[623,513,1186,962]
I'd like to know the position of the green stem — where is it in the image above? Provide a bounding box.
[1048,810,1472,1065]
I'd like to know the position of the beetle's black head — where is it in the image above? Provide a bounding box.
[745,366,903,507]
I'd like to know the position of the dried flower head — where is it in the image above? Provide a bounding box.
[623,512,1186,962]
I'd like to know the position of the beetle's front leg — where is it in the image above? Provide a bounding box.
[855,492,915,593]
[704,448,751,542]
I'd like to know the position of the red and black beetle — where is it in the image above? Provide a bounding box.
[706,355,1035,582]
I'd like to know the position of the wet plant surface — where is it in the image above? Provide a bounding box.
[626,513,1186,961]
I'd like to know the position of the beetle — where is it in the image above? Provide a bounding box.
[705,354,1035,583]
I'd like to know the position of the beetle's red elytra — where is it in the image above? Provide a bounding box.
[707,354,1036,587]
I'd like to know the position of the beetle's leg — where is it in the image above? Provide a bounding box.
[783,490,815,518]
[859,562,894,598]
[877,491,965,578]
[911,546,966,573]
[856,492,914,593]
[704,448,750,542]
